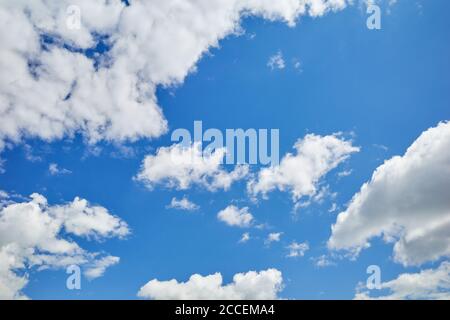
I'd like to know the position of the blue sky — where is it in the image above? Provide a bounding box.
[1,0,449,299]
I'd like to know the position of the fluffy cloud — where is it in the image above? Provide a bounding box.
[0,193,129,299]
[239,232,251,243]
[265,232,283,245]
[355,262,450,300]
[248,133,359,204]
[167,196,199,211]
[0,0,350,154]
[135,142,248,191]
[217,205,254,228]
[286,241,309,257]
[137,268,283,300]
[328,122,450,266]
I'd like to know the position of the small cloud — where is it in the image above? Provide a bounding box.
[267,51,285,70]
[239,232,250,243]
[337,169,352,178]
[292,58,303,72]
[286,241,309,258]
[373,144,388,151]
[312,255,336,268]
[49,163,72,176]
[328,203,338,213]
[166,196,199,211]
[265,232,283,245]
[217,205,253,228]
[24,144,42,162]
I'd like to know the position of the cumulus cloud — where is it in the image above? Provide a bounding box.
[328,122,450,266]
[0,193,129,299]
[135,142,248,191]
[0,0,350,154]
[355,261,450,300]
[286,241,309,258]
[217,205,254,228]
[167,196,199,211]
[137,268,283,300]
[248,133,359,205]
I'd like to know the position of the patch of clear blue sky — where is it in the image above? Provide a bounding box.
[1,0,449,299]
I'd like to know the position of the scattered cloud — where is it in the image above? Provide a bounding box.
[48,163,72,176]
[267,51,285,70]
[239,232,251,243]
[355,261,450,300]
[286,241,309,258]
[312,255,336,267]
[167,196,199,211]
[265,232,283,245]
[137,268,283,300]
[0,193,129,299]
[328,122,450,266]
[248,133,359,207]
[217,205,254,228]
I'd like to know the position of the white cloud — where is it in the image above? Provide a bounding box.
[167,196,199,211]
[49,163,72,176]
[248,133,359,205]
[0,193,129,299]
[135,142,248,191]
[84,256,120,280]
[355,261,450,300]
[286,241,309,258]
[312,254,336,267]
[217,205,254,228]
[0,0,350,155]
[265,232,283,245]
[137,268,283,300]
[267,51,285,70]
[328,122,450,266]
[239,232,251,243]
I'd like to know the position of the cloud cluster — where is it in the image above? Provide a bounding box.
[137,268,283,300]
[248,133,359,204]
[135,142,248,191]
[0,0,350,154]
[328,122,450,266]
[355,261,450,300]
[0,193,129,299]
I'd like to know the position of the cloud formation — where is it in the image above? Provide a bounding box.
[328,122,450,266]
[355,261,450,300]
[248,133,359,204]
[135,143,248,191]
[0,193,129,299]
[167,196,199,211]
[137,268,283,300]
[0,0,349,153]
[218,205,254,228]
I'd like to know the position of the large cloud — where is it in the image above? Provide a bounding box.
[355,261,450,300]
[328,122,450,266]
[0,193,129,299]
[0,0,350,153]
[248,133,359,204]
[137,268,283,300]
